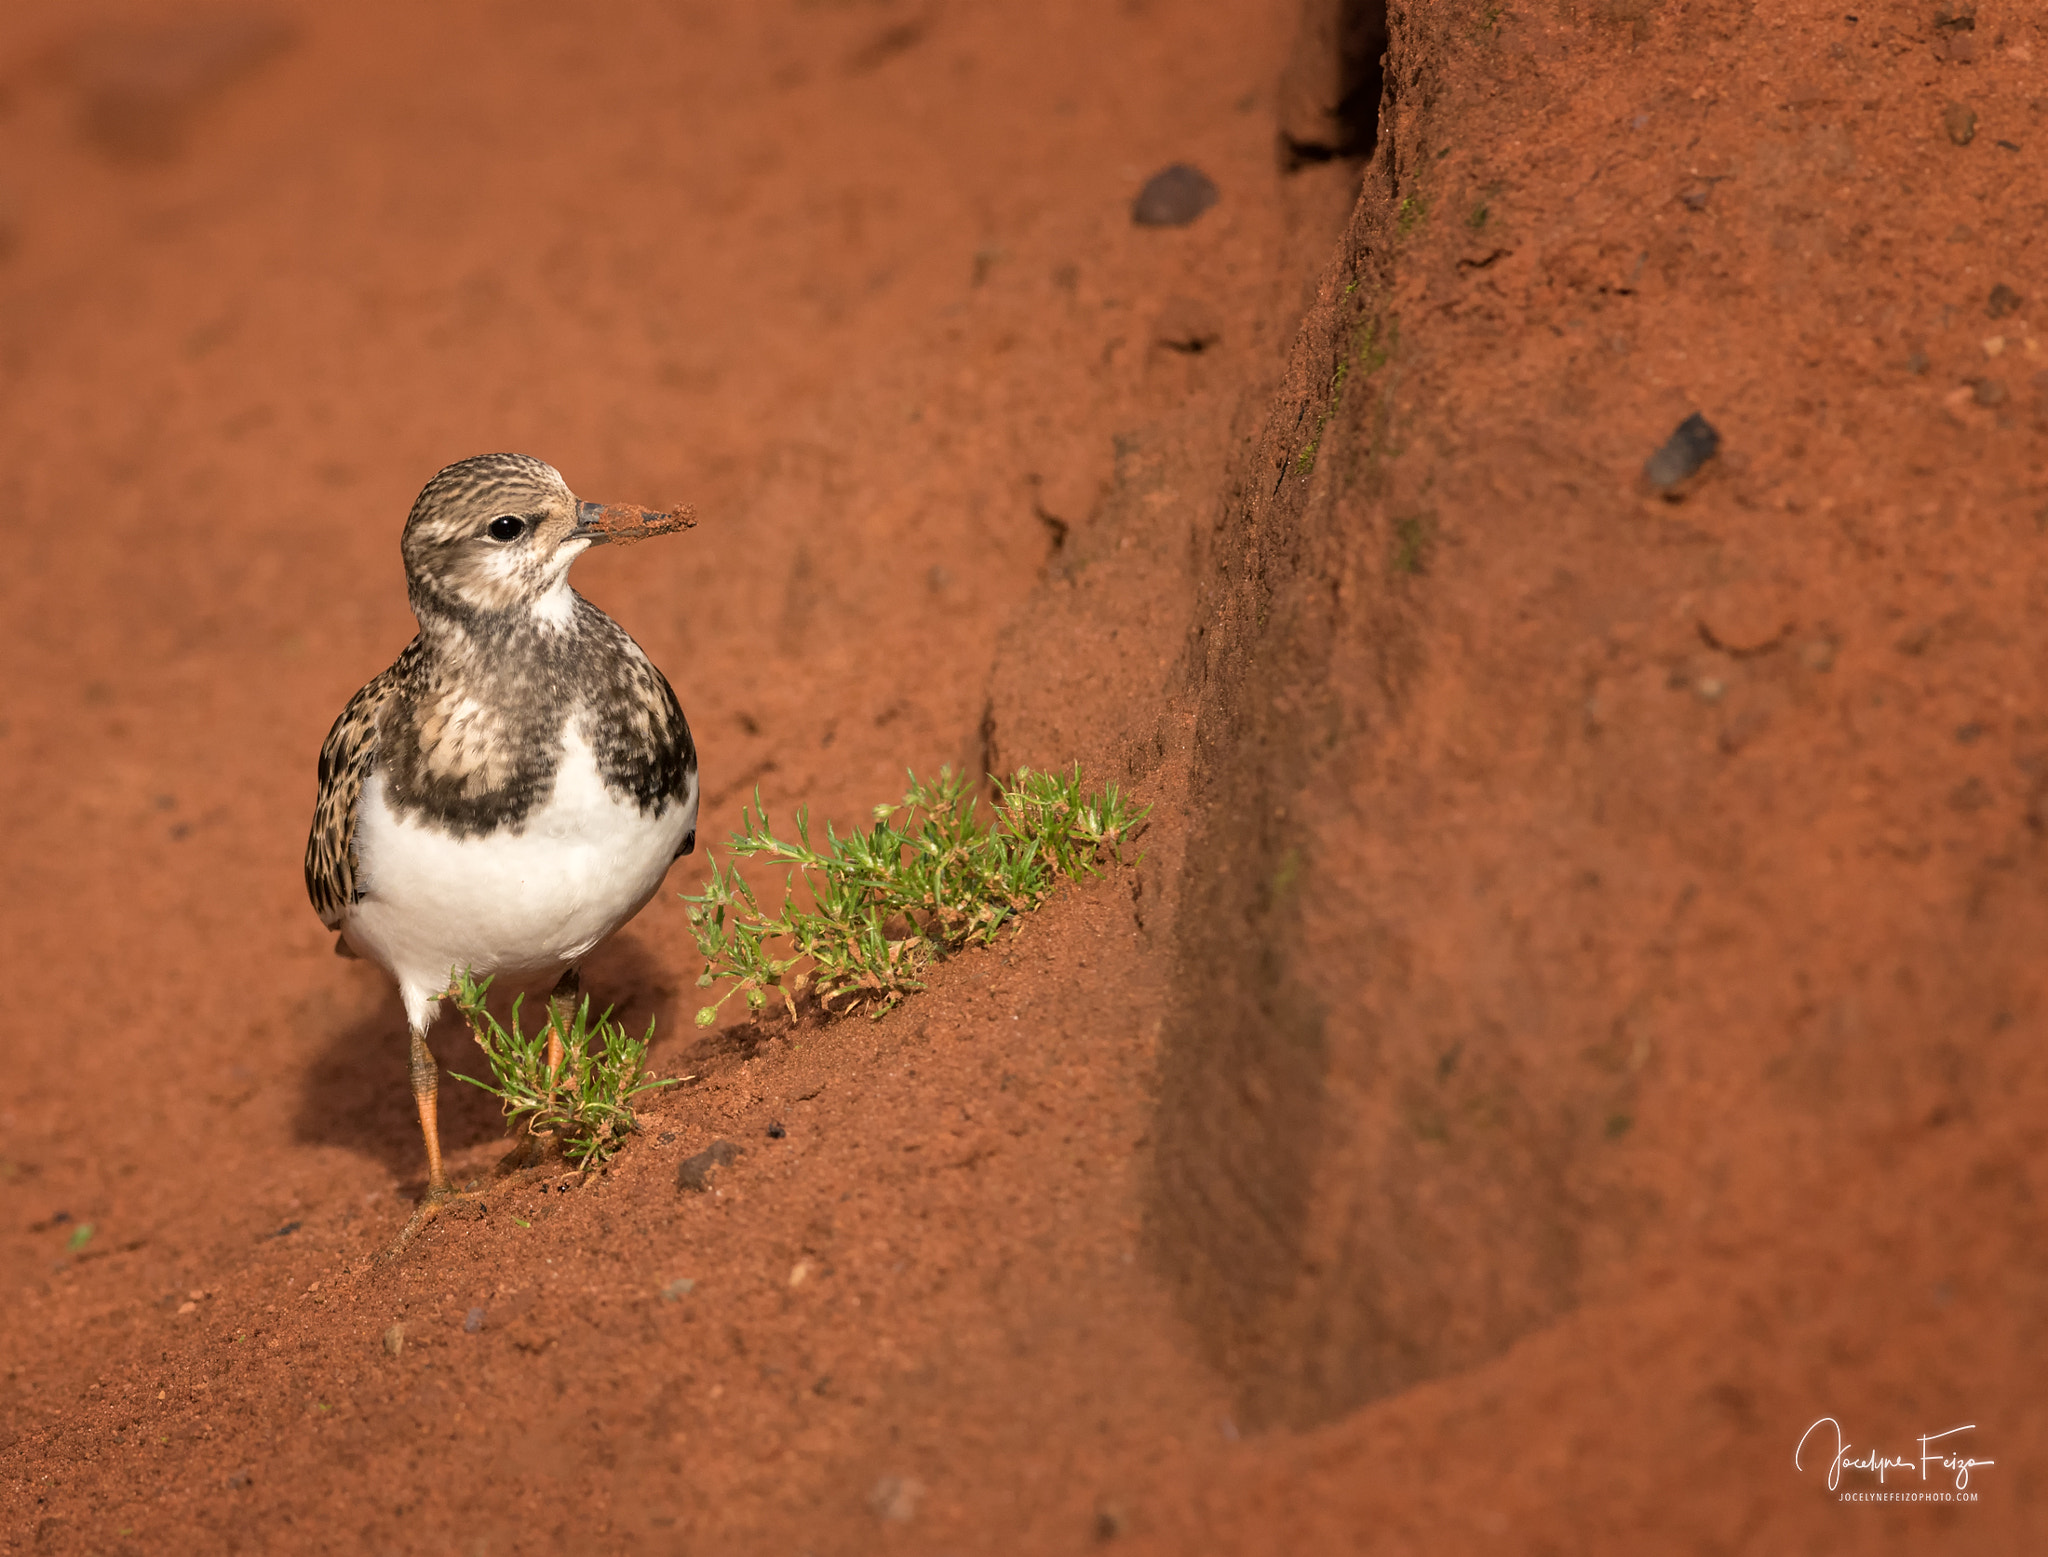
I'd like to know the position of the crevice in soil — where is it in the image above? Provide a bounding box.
[1147,177,1396,1430]
[1152,0,1599,1436]
[1277,0,1389,169]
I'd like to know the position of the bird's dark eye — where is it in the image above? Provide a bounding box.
[486,515,526,542]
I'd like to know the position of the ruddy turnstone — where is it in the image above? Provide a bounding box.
[305,453,698,1214]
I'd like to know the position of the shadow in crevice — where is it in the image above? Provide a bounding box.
[1278,0,1389,169]
[290,932,678,1185]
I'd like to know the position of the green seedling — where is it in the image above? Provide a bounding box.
[449,972,673,1169]
[684,764,1148,1023]
[66,1223,94,1254]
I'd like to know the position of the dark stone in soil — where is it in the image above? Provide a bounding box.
[1154,295,1223,353]
[677,1139,743,1192]
[767,1121,787,1138]
[1987,283,2022,317]
[1644,412,1721,491]
[1132,164,1218,227]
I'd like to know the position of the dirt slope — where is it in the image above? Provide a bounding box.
[0,0,1348,1549]
[2,0,2040,1552]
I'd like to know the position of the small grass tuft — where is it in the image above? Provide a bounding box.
[449,972,673,1169]
[684,764,1148,1024]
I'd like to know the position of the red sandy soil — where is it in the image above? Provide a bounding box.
[1,0,2041,1553]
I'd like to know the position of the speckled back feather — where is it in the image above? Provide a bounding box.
[305,641,423,928]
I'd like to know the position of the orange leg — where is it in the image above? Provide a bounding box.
[386,1025,458,1254]
[545,966,579,1095]
[410,1025,450,1196]
[494,968,582,1178]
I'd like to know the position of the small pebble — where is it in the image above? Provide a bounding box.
[1131,163,1218,228]
[463,1307,484,1333]
[1987,282,2022,318]
[1943,102,1977,146]
[1643,411,1721,492]
[382,1323,405,1357]
[766,1121,787,1139]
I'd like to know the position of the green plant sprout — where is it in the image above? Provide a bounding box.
[448,971,673,1169]
[683,764,1148,1024]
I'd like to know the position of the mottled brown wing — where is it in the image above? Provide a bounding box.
[304,642,419,928]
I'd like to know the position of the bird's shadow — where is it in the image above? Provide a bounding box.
[291,933,680,1186]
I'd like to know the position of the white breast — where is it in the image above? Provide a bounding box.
[342,723,697,1030]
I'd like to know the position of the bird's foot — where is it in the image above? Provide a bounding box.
[383,1179,490,1258]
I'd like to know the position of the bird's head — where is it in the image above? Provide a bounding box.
[399,452,693,624]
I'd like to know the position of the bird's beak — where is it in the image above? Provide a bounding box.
[571,499,697,546]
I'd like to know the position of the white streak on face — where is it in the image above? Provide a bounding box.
[529,537,593,628]
[477,546,529,590]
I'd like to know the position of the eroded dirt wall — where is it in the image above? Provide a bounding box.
[1151,12,2048,1533]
